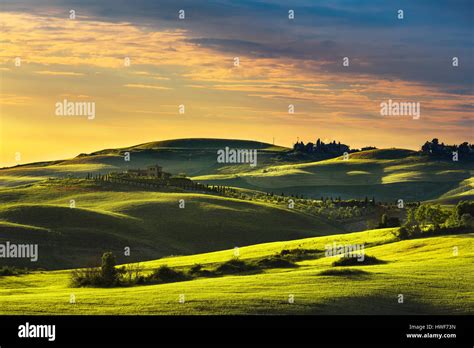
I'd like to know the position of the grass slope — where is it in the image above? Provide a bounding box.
[2,141,471,202]
[431,178,474,204]
[0,179,342,269]
[0,228,472,315]
[194,149,474,202]
[0,138,289,187]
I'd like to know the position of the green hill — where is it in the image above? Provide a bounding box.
[0,179,343,269]
[2,140,472,202]
[0,138,290,187]
[97,138,287,152]
[1,140,472,272]
[0,228,472,315]
[429,178,474,205]
[194,149,474,202]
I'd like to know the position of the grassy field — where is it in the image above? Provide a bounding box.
[194,149,474,201]
[2,141,471,202]
[0,228,472,315]
[0,140,472,315]
[0,178,343,269]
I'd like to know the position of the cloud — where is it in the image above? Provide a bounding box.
[123,84,172,90]
[0,8,472,158]
[35,70,84,76]
[0,94,33,105]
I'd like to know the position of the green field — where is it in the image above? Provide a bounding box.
[2,141,472,202]
[0,228,472,315]
[0,139,472,315]
[0,178,343,269]
[194,149,474,202]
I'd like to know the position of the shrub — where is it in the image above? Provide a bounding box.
[149,265,189,283]
[189,264,203,275]
[71,252,120,287]
[378,214,400,228]
[397,227,409,240]
[70,267,102,287]
[122,263,143,284]
[215,259,258,275]
[256,255,297,269]
[455,201,474,220]
[279,248,321,261]
[332,255,386,267]
[0,266,28,276]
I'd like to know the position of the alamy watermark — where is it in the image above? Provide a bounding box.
[217,147,257,167]
[0,242,38,262]
[55,99,95,120]
[380,99,420,119]
[18,322,55,341]
[325,242,365,262]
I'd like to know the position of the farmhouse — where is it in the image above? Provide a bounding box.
[126,165,171,180]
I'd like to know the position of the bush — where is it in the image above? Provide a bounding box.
[332,255,386,266]
[71,267,102,287]
[378,214,400,228]
[0,266,28,276]
[279,248,321,261]
[215,259,258,275]
[189,264,203,275]
[397,227,409,240]
[71,252,120,287]
[256,255,297,269]
[455,201,474,220]
[149,265,189,283]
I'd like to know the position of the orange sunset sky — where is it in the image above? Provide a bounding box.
[1,1,473,167]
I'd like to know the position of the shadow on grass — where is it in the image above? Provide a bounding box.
[318,268,371,278]
[332,255,387,267]
[302,293,456,315]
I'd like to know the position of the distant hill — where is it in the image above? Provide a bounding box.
[90,138,287,153]
[347,148,417,160]
[1,139,472,202]
[193,148,474,202]
[1,139,472,270]
[0,138,290,186]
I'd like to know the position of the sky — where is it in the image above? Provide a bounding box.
[0,0,473,166]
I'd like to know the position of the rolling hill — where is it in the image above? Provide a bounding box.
[193,149,474,202]
[1,139,472,270]
[0,179,343,269]
[0,228,472,315]
[2,140,472,202]
[0,138,290,188]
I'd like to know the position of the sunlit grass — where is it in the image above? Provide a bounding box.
[0,228,471,315]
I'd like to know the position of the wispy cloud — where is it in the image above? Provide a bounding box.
[35,70,84,76]
[0,4,472,167]
[124,84,172,90]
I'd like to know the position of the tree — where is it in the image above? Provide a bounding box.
[398,227,409,240]
[415,204,449,229]
[403,208,418,235]
[380,214,388,228]
[124,262,143,283]
[101,252,118,286]
[455,201,474,220]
